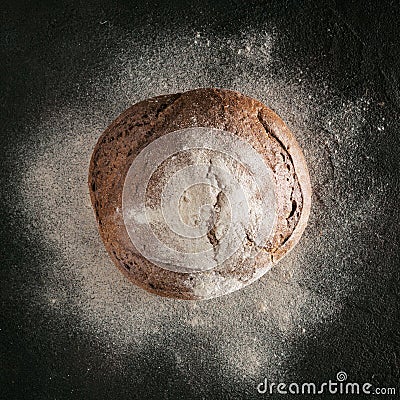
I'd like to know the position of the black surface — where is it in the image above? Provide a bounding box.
[1,1,399,399]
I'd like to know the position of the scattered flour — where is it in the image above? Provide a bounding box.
[16,23,388,384]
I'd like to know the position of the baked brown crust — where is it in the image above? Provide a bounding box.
[88,88,311,299]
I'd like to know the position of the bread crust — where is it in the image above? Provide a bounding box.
[88,88,311,299]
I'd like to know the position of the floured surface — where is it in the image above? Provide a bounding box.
[18,31,368,375]
[4,3,398,398]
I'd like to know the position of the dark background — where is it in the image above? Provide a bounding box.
[1,1,399,399]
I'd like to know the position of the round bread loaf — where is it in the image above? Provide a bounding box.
[88,88,311,300]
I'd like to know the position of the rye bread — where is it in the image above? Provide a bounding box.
[88,88,311,299]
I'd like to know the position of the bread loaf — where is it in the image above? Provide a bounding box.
[88,88,311,299]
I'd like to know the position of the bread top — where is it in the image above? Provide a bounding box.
[89,88,311,299]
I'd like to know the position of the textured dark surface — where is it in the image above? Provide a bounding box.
[1,1,399,399]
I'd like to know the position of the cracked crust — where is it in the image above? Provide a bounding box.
[89,88,311,300]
